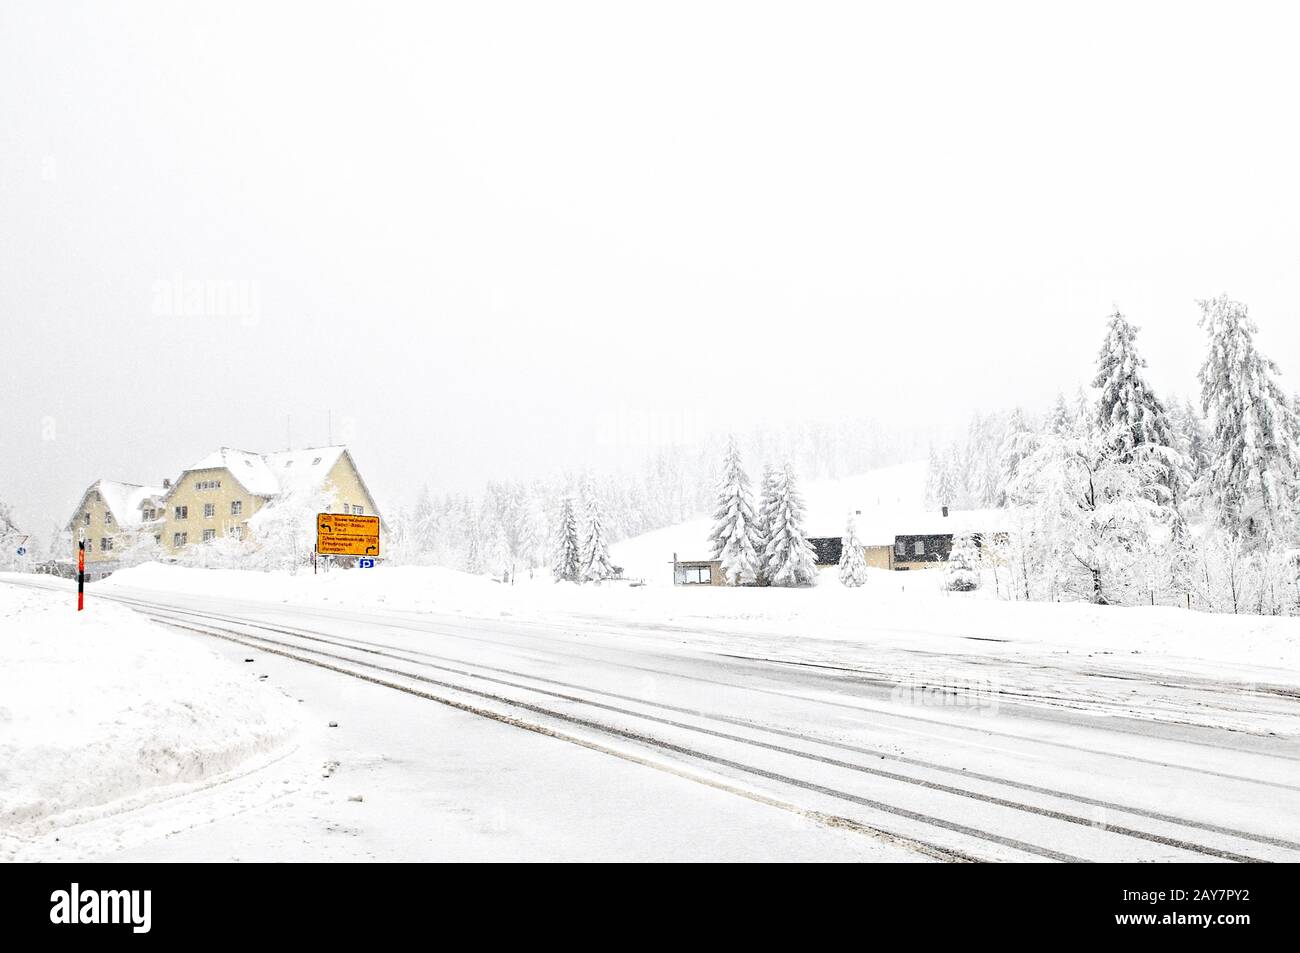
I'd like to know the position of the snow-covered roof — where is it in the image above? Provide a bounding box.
[181,446,347,499]
[77,481,168,531]
[806,506,1011,543]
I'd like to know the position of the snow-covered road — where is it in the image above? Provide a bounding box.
[5,574,1299,862]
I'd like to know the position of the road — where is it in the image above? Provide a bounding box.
[6,575,1300,862]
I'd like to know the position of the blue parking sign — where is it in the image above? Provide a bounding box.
[359,558,375,569]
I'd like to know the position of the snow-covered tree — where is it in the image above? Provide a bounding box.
[761,464,817,587]
[1169,398,1211,489]
[0,497,24,571]
[579,479,616,582]
[944,533,980,592]
[708,437,762,586]
[551,496,581,582]
[1047,393,1073,435]
[934,449,958,509]
[923,446,942,508]
[1197,295,1300,538]
[996,408,1035,506]
[1008,425,1170,604]
[754,464,781,585]
[1092,310,1187,501]
[243,487,334,573]
[1073,387,1096,436]
[964,414,1002,508]
[838,512,869,587]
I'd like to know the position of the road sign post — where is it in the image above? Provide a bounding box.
[77,538,85,611]
[316,513,380,559]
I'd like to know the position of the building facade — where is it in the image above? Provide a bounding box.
[66,445,382,573]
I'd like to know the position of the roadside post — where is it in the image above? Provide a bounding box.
[77,533,85,611]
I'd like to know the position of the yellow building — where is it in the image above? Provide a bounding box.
[157,446,383,555]
[65,480,167,576]
[66,445,383,572]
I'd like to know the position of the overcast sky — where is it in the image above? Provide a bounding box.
[4,1,1300,536]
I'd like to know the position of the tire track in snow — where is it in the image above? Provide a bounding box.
[147,614,1080,863]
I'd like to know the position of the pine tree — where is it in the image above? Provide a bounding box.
[1170,398,1211,490]
[754,464,781,585]
[1092,310,1186,501]
[551,496,581,582]
[944,533,980,592]
[464,517,485,575]
[923,445,942,508]
[762,464,818,587]
[708,437,762,586]
[934,448,958,509]
[1197,295,1300,537]
[1074,387,1096,438]
[0,496,23,572]
[996,408,1034,506]
[838,512,869,587]
[579,479,615,582]
[1048,392,1072,435]
[963,415,994,507]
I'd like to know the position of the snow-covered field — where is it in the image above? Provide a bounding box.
[0,583,299,860]
[89,560,1300,714]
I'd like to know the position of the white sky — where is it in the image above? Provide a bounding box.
[3,1,1300,535]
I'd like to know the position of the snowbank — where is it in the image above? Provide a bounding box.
[91,561,1300,689]
[0,582,299,854]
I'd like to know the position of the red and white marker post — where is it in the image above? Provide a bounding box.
[77,537,85,611]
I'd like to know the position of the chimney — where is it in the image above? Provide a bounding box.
[941,505,949,518]
[163,478,171,489]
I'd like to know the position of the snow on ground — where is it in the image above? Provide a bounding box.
[88,553,1300,693]
[0,582,299,859]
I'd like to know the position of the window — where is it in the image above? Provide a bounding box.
[913,540,925,556]
[341,501,350,513]
[173,532,187,547]
[204,503,215,518]
[676,564,712,585]
[174,506,188,519]
[352,505,363,515]
[895,539,905,555]
[104,512,113,525]
[154,534,161,544]
[101,537,113,552]
[142,508,156,521]
[83,512,91,525]
[231,500,242,516]
[84,538,93,551]
[202,529,216,542]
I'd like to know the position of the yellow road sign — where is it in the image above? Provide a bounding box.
[316,513,380,556]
